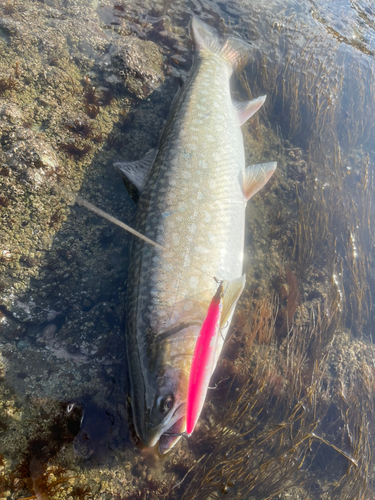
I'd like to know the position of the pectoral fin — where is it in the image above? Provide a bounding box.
[114,149,157,201]
[240,162,277,202]
[220,275,246,328]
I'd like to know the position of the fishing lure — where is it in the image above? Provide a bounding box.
[186,282,224,435]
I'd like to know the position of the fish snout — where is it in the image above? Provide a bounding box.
[158,415,187,454]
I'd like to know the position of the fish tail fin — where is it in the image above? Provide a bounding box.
[191,17,251,70]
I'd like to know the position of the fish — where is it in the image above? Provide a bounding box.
[115,16,276,454]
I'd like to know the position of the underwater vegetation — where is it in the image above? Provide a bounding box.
[291,148,373,338]
[0,75,18,95]
[239,6,375,341]
[176,292,375,500]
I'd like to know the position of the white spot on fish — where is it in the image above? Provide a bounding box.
[189,223,197,234]
[165,263,175,274]
[189,276,198,288]
[195,246,209,254]
[172,233,180,245]
[208,232,216,244]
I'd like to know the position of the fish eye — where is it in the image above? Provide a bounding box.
[66,403,75,414]
[158,395,173,413]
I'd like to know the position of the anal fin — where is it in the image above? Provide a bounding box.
[220,275,246,328]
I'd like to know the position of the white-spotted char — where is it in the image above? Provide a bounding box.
[115,17,277,454]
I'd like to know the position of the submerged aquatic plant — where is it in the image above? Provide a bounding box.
[0,74,18,94]
[59,142,92,158]
[236,8,375,343]
[176,286,375,500]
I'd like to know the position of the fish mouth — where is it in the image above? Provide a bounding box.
[141,402,186,450]
[158,415,186,455]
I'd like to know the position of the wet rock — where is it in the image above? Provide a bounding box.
[0,17,21,39]
[16,340,30,350]
[0,103,24,123]
[0,116,59,189]
[0,316,25,341]
[73,399,116,461]
[3,289,63,325]
[42,323,57,340]
[19,255,37,268]
[109,37,164,98]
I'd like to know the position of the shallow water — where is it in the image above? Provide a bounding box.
[0,0,375,499]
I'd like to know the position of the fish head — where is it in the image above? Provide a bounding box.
[131,322,201,454]
[135,363,188,454]
[152,364,189,454]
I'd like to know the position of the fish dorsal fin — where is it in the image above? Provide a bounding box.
[190,17,251,70]
[191,17,222,53]
[114,149,157,198]
[220,275,246,327]
[233,96,266,126]
[240,162,277,202]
